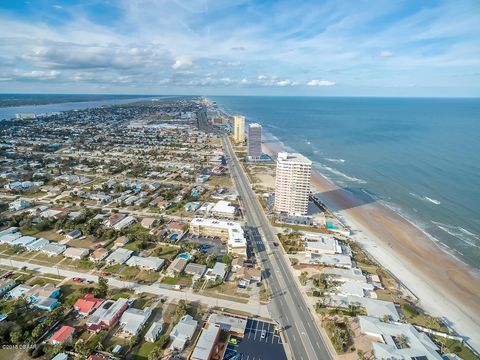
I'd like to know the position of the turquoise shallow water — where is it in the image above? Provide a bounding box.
[211,96,480,269]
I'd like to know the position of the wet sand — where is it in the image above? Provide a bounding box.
[262,142,480,351]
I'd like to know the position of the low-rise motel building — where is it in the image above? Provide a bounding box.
[189,218,247,256]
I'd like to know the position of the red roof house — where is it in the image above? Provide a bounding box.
[49,325,75,345]
[74,294,104,316]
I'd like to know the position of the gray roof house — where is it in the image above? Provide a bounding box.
[106,248,133,264]
[169,314,198,351]
[120,307,153,336]
[126,256,165,271]
[145,322,164,342]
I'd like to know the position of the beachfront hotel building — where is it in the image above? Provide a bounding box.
[233,115,245,143]
[247,123,262,159]
[274,152,312,215]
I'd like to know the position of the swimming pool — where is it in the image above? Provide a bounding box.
[177,252,191,260]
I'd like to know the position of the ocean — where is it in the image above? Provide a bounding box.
[211,96,480,269]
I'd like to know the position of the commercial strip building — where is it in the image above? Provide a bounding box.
[189,218,247,256]
[247,123,262,159]
[233,115,245,143]
[274,152,312,216]
[191,324,221,360]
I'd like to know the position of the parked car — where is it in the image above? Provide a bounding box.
[261,330,267,339]
[72,277,84,283]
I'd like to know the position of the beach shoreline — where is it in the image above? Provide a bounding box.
[261,139,480,352]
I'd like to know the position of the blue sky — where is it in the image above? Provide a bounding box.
[0,0,479,96]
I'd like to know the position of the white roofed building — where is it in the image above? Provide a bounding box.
[190,218,246,256]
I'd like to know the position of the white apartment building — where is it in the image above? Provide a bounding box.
[233,115,245,143]
[247,123,262,159]
[274,152,312,215]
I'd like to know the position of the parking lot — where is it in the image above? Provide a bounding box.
[223,319,287,360]
[180,234,227,256]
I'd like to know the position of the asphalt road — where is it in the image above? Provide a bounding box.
[0,257,270,318]
[222,135,333,360]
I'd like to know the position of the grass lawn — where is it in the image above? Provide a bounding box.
[207,176,233,188]
[133,341,158,360]
[23,191,45,198]
[135,270,161,284]
[27,276,61,286]
[206,281,250,300]
[110,288,134,300]
[119,266,141,281]
[154,245,180,260]
[432,335,478,360]
[104,263,124,274]
[29,253,64,264]
[161,274,192,287]
[36,229,64,241]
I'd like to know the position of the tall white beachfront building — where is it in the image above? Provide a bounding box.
[233,115,245,143]
[247,123,262,159]
[274,152,312,215]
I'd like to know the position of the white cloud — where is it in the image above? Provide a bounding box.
[379,50,394,57]
[275,79,293,86]
[15,70,60,80]
[172,56,193,70]
[307,79,335,86]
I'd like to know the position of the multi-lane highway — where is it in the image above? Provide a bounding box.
[221,135,333,360]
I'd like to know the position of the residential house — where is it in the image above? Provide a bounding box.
[3,284,32,299]
[66,229,82,240]
[0,279,16,296]
[26,284,61,311]
[25,238,49,251]
[74,294,104,316]
[9,199,32,212]
[11,236,37,248]
[63,247,90,260]
[169,314,198,351]
[126,256,165,271]
[141,218,157,229]
[231,257,244,272]
[113,216,136,230]
[114,236,130,247]
[184,263,207,281]
[235,267,261,285]
[145,322,163,342]
[205,262,227,281]
[49,325,75,345]
[166,258,188,276]
[51,354,69,360]
[86,298,129,330]
[41,243,66,256]
[104,213,127,228]
[90,248,109,262]
[119,306,153,336]
[105,248,133,265]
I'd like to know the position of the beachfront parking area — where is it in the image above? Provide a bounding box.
[223,319,287,360]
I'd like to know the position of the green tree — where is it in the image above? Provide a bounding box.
[175,300,187,319]
[96,276,108,297]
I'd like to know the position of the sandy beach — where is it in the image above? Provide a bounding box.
[262,141,480,352]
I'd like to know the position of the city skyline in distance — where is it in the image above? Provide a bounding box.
[0,0,479,97]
